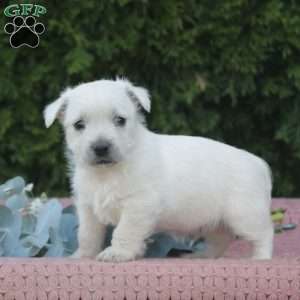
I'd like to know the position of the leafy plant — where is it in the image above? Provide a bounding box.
[0,177,78,257]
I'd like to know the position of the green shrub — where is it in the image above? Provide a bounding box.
[0,0,300,196]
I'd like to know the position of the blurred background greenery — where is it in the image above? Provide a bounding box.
[0,0,300,196]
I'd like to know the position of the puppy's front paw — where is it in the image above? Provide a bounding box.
[96,246,137,262]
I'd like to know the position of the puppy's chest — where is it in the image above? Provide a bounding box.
[90,184,123,225]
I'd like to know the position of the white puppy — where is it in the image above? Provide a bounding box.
[44,78,273,261]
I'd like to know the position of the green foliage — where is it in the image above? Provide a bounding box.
[0,0,300,196]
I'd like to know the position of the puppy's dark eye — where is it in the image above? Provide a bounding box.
[73,120,85,131]
[115,116,126,127]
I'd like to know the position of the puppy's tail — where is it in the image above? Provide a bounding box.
[259,158,273,204]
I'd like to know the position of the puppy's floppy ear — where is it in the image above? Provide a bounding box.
[117,78,151,113]
[126,85,151,113]
[43,88,70,128]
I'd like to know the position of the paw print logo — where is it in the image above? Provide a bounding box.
[4,16,45,48]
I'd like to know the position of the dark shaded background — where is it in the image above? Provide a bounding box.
[0,0,300,196]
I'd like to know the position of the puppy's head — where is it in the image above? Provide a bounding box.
[44,78,150,167]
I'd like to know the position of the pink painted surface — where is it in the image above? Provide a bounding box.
[0,198,299,299]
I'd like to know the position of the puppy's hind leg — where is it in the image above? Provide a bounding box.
[251,226,274,259]
[227,204,274,260]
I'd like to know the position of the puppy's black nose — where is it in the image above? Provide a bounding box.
[91,140,111,157]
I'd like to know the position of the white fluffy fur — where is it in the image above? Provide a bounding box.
[44,78,274,261]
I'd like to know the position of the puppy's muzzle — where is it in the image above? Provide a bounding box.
[90,140,115,165]
[92,141,110,157]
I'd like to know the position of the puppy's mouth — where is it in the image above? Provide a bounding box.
[94,159,116,165]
